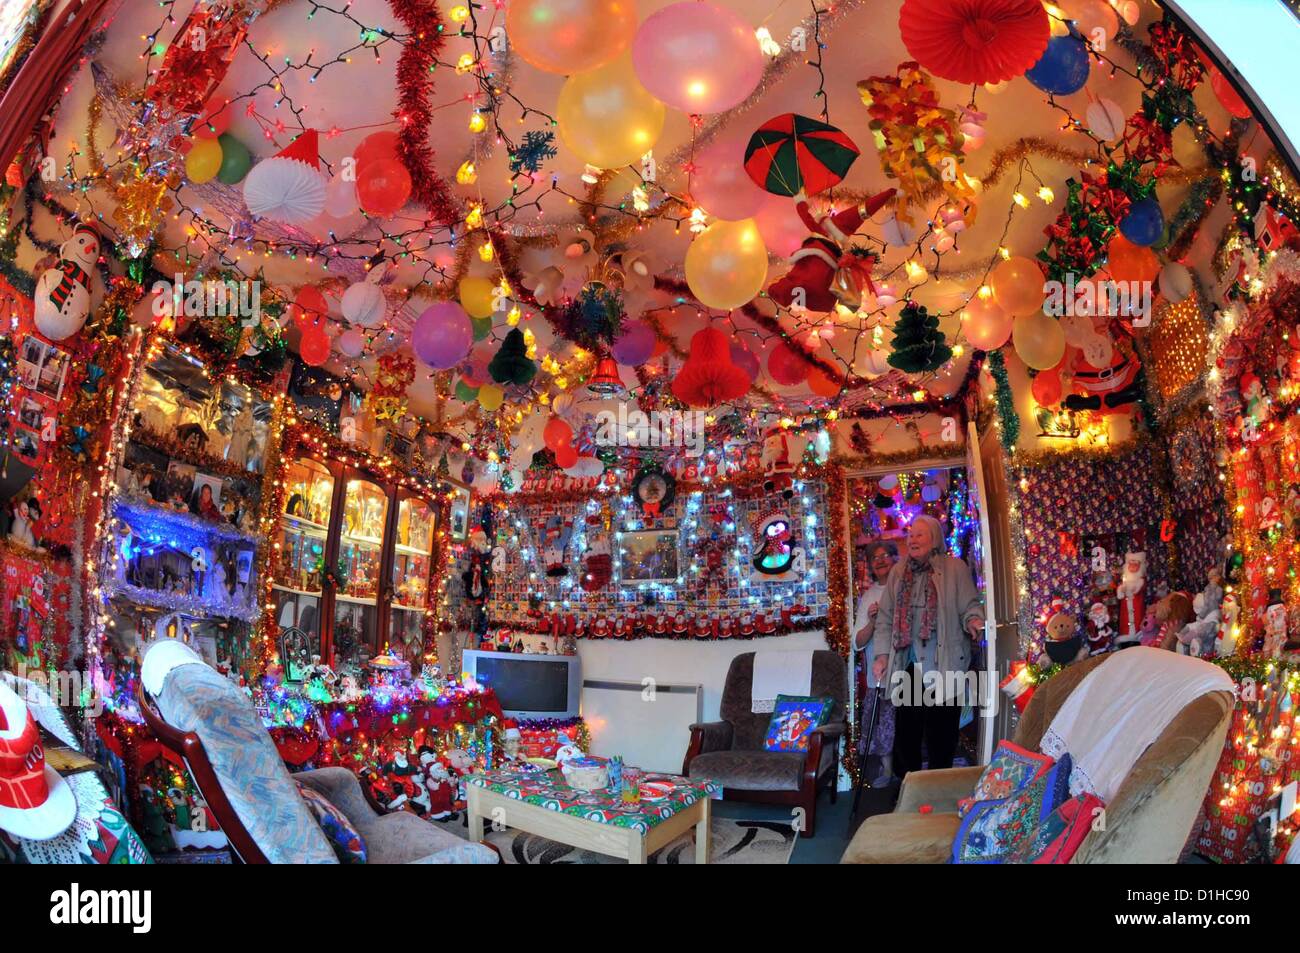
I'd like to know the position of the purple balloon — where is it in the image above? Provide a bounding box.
[611,320,656,365]
[730,342,759,382]
[632,2,764,114]
[413,301,472,370]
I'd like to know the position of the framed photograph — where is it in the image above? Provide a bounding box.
[11,426,40,464]
[17,396,46,431]
[190,472,223,517]
[619,529,679,584]
[16,338,70,401]
[447,482,471,542]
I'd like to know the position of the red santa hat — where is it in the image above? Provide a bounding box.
[0,682,76,841]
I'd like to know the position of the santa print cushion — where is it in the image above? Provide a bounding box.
[763,695,834,753]
[1006,792,1105,864]
[957,740,1055,817]
[951,754,1073,865]
[295,781,366,864]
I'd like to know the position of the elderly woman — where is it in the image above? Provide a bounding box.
[854,539,900,783]
[871,515,984,777]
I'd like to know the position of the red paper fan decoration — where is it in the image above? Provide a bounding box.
[899,0,1050,87]
[672,327,751,407]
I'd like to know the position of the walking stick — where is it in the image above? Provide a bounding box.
[849,683,883,832]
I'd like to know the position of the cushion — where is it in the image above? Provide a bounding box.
[687,749,808,791]
[957,740,1054,816]
[762,695,833,752]
[951,754,1072,864]
[295,780,367,864]
[841,811,961,864]
[1007,792,1105,864]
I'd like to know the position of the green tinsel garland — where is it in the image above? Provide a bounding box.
[989,348,1019,453]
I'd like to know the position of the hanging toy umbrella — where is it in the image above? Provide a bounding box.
[898,0,1050,87]
[744,114,860,197]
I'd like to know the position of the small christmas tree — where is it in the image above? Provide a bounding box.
[887,302,952,374]
[489,328,537,385]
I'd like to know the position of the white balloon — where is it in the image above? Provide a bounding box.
[563,455,605,478]
[1159,262,1193,303]
[1086,98,1127,141]
[243,157,327,225]
[341,280,386,328]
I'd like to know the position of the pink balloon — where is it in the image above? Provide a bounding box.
[336,328,366,358]
[324,175,358,218]
[690,135,766,221]
[413,302,472,370]
[753,194,806,258]
[631,2,764,114]
[730,342,760,382]
[611,320,656,365]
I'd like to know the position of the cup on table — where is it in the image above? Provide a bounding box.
[621,767,642,805]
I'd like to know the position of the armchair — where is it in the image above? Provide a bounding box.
[682,651,847,838]
[841,651,1234,863]
[137,641,497,865]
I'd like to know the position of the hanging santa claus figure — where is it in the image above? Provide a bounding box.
[767,188,896,313]
[1114,550,1148,647]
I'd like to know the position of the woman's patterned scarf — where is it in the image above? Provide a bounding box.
[892,556,938,651]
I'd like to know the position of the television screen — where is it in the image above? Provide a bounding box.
[474,655,573,714]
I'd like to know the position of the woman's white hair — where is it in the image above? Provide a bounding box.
[910,514,945,555]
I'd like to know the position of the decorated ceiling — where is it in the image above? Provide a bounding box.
[6,0,1279,483]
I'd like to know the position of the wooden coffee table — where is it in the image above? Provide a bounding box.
[467,768,717,864]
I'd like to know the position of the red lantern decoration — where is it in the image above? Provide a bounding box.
[671,327,751,407]
[767,341,812,387]
[898,0,1050,87]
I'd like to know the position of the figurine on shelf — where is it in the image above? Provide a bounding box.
[1114,551,1147,648]
[1216,594,1240,657]
[7,497,42,551]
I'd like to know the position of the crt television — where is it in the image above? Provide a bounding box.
[461,650,581,720]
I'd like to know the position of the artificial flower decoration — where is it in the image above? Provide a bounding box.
[897,0,1050,87]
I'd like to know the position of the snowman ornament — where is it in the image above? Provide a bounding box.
[34,223,100,341]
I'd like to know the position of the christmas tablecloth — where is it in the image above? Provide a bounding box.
[467,768,720,834]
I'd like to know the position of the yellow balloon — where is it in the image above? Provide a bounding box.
[478,383,504,412]
[507,0,637,75]
[459,276,496,319]
[185,137,224,184]
[557,56,665,170]
[1012,313,1066,370]
[990,256,1046,318]
[684,219,768,310]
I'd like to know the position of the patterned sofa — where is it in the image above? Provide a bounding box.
[139,642,497,865]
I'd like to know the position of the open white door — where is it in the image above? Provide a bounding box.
[966,421,998,765]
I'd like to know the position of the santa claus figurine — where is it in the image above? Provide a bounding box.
[1085,601,1115,655]
[1115,551,1147,646]
[767,188,896,312]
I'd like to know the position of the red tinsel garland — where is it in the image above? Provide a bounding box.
[388,0,460,224]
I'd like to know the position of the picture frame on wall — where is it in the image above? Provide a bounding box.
[447,482,471,542]
[619,529,679,584]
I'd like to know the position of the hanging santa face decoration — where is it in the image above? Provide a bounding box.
[34,224,100,341]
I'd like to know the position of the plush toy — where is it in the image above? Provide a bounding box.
[1154,591,1195,652]
[34,223,100,341]
[1040,602,1087,666]
[540,514,573,577]
[1216,594,1240,657]
[581,519,611,592]
[767,189,896,312]
[7,497,42,551]
[418,747,456,820]
[1114,551,1147,645]
[1181,573,1225,657]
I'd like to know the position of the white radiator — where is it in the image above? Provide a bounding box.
[580,679,703,774]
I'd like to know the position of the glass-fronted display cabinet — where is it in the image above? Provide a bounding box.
[389,495,435,662]
[333,476,388,667]
[273,458,335,647]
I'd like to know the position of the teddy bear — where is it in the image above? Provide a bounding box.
[1155,591,1196,652]
[1040,604,1088,666]
[1180,575,1224,658]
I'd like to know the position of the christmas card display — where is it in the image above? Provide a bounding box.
[478,475,831,641]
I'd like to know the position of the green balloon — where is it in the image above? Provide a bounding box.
[216,133,252,184]
[454,379,479,402]
[471,315,493,341]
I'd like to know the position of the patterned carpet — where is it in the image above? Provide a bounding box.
[472,817,798,864]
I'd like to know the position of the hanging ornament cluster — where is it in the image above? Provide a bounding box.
[553,283,625,351]
[369,353,415,421]
[858,63,979,224]
[143,3,250,122]
[888,302,952,374]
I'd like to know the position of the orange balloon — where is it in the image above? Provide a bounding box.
[507,0,637,75]
[1105,234,1159,284]
[990,256,1047,318]
[807,364,842,398]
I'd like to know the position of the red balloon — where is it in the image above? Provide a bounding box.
[354,131,400,174]
[543,415,574,452]
[193,93,233,139]
[1031,366,1063,406]
[1210,68,1252,120]
[767,341,811,387]
[357,157,412,217]
[553,443,578,468]
[291,286,330,330]
[299,329,331,366]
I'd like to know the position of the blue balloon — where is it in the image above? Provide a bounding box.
[1119,198,1164,247]
[1025,35,1090,96]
